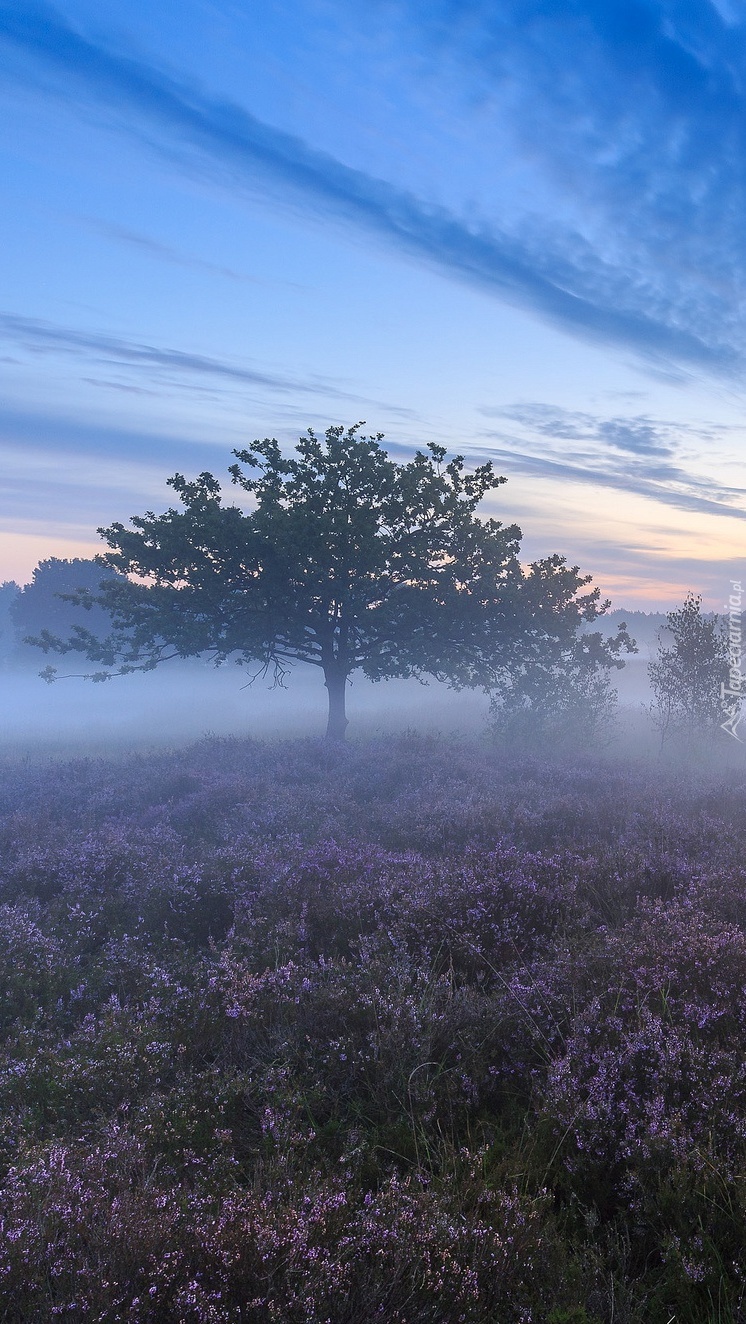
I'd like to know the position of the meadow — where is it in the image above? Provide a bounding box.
[0,734,745,1322]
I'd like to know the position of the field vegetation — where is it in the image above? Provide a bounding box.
[0,735,745,1321]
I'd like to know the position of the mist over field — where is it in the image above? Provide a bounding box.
[1,643,660,756]
[1,663,491,752]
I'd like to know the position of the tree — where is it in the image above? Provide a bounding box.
[11,559,120,663]
[35,424,627,739]
[489,560,634,748]
[648,592,737,745]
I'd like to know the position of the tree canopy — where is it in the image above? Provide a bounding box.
[649,592,739,745]
[489,578,631,750]
[35,424,629,739]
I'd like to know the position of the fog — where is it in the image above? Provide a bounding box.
[2,662,488,754]
[2,652,658,758]
[1,568,679,759]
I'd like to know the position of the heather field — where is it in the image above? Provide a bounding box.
[1,736,746,1322]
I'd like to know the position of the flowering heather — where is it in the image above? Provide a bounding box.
[0,736,745,1321]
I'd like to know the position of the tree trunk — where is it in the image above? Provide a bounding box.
[324,668,348,741]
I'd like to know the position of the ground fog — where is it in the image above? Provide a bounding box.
[1,649,658,756]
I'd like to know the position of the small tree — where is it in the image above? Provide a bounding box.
[35,424,626,740]
[648,592,736,745]
[489,558,634,748]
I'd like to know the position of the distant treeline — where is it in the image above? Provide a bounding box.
[0,559,119,667]
[586,609,666,651]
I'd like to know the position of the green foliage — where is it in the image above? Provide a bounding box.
[489,560,634,749]
[648,592,734,745]
[35,424,626,738]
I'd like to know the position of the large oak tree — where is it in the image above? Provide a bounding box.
[36,424,626,739]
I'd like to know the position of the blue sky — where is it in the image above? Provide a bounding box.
[1,0,745,606]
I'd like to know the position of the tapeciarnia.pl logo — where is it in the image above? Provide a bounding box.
[721,579,745,742]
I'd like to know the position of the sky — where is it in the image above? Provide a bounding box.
[1,0,745,608]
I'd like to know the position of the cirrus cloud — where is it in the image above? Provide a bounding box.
[0,1,740,376]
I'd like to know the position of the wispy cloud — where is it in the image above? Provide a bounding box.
[0,2,737,373]
[84,220,255,284]
[374,0,746,368]
[489,446,746,522]
[0,404,209,464]
[481,402,746,521]
[0,311,313,391]
[80,377,161,397]
[82,218,299,288]
[0,311,407,412]
[481,402,730,456]
[0,405,266,544]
